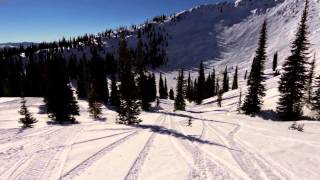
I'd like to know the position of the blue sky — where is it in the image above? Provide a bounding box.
[0,0,224,43]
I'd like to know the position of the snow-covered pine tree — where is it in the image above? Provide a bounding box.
[118,35,141,125]
[196,62,206,104]
[306,54,316,103]
[312,75,320,119]
[277,1,310,121]
[174,69,186,111]
[88,85,103,120]
[273,51,278,72]
[232,66,238,90]
[222,66,229,93]
[242,20,268,115]
[19,97,37,128]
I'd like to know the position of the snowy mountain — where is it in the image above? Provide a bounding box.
[100,0,320,72]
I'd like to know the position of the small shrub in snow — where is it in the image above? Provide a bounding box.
[19,97,37,128]
[288,122,304,132]
[187,117,192,127]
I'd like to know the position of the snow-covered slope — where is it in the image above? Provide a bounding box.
[101,0,320,71]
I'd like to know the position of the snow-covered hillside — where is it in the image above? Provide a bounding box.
[99,0,320,72]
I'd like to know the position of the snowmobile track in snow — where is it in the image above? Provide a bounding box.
[124,115,166,180]
[61,130,142,179]
[2,126,76,180]
[168,114,236,180]
[207,119,292,180]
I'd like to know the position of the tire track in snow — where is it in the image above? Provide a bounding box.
[124,115,166,180]
[0,127,65,179]
[207,120,290,180]
[61,130,142,179]
[0,127,63,145]
[3,126,74,180]
[169,115,236,180]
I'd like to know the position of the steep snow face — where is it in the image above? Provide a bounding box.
[109,0,319,72]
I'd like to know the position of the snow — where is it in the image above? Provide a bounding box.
[1,0,320,179]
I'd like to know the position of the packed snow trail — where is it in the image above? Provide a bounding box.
[1,98,320,180]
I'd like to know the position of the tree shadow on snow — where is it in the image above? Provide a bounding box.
[255,110,280,121]
[255,110,316,122]
[38,104,47,114]
[136,123,239,152]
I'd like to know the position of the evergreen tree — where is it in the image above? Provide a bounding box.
[205,73,214,98]
[242,21,268,115]
[196,62,206,104]
[222,66,229,93]
[212,68,216,96]
[90,51,109,104]
[237,89,242,113]
[306,54,316,103]
[186,72,193,102]
[193,79,198,101]
[273,51,278,71]
[110,73,120,108]
[169,88,175,100]
[174,69,186,111]
[215,78,220,96]
[232,66,238,90]
[164,78,168,99]
[277,1,310,120]
[135,36,146,71]
[45,54,80,124]
[88,85,103,120]
[312,75,320,119]
[19,97,37,128]
[138,70,151,111]
[117,36,141,125]
[76,57,89,99]
[150,73,157,101]
[159,74,165,99]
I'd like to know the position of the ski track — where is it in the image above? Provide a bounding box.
[2,126,76,180]
[206,117,291,180]
[124,115,166,180]
[61,130,142,179]
[0,127,63,145]
[169,114,235,180]
[0,127,66,178]
[62,114,166,180]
